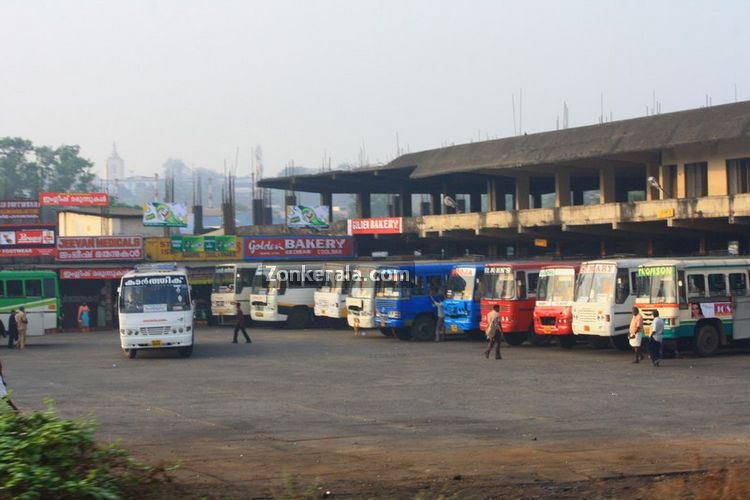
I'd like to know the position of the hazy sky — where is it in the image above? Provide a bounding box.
[1,0,749,181]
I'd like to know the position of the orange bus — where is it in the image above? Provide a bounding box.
[480,261,554,346]
[532,263,581,348]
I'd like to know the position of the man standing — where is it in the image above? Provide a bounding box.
[431,294,445,342]
[15,307,27,350]
[484,304,502,360]
[232,303,252,344]
[0,359,19,412]
[650,310,665,367]
[628,307,643,363]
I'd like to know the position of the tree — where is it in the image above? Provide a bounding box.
[0,137,96,199]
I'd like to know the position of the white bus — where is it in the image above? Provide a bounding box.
[210,263,260,325]
[118,264,194,358]
[345,264,381,331]
[250,263,325,329]
[571,258,648,349]
[635,257,750,356]
[313,263,353,326]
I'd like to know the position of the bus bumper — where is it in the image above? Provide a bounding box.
[121,333,193,349]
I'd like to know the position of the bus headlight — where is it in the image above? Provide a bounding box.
[120,329,125,335]
[178,327,184,333]
[186,326,192,331]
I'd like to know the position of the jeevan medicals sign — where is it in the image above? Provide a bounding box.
[244,236,355,260]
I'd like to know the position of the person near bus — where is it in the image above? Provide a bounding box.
[484,304,502,360]
[15,307,28,350]
[78,303,91,333]
[650,309,664,367]
[7,310,17,349]
[431,294,445,342]
[232,303,252,344]
[0,359,19,412]
[628,306,643,363]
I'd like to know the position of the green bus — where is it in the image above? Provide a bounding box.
[0,270,61,336]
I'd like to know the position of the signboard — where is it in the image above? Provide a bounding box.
[656,208,675,219]
[729,241,739,256]
[142,202,189,227]
[580,263,616,274]
[56,236,144,261]
[0,224,56,258]
[286,205,330,229]
[60,268,131,280]
[349,217,402,235]
[244,236,355,260]
[0,200,40,220]
[534,238,548,248]
[39,192,109,206]
[145,236,243,261]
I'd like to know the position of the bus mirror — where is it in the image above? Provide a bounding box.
[117,287,121,294]
[678,280,683,287]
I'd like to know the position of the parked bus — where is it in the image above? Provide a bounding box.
[250,263,325,329]
[313,263,354,326]
[374,262,454,341]
[532,263,581,348]
[635,257,750,356]
[118,263,194,358]
[479,261,551,346]
[571,258,648,349]
[210,263,260,325]
[345,264,383,332]
[0,270,60,336]
[443,263,485,338]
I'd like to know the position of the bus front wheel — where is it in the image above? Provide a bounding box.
[394,328,412,341]
[610,334,630,351]
[286,307,311,329]
[412,316,436,341]
[558,335,575,348]
[178,346,193,358]
[504,332,526,346]
[589,336,610,349]
[379,327,394,337]
[125,349,137,359]
[694,324,720,357]
[527,329,551,347]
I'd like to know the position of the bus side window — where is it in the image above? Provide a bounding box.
[26,279,42,297]
[7,280,23,297]
[412,276,426,296]
[615,269,630,304]
[708,273,727,297]
[515,271,526,299]
[43,278,56,298]
[678,271,688,309]
[687,274,705,298]
[527,273,539,296]
[0,281,5,297]
[729,273,747,296]
[427,275,443,296]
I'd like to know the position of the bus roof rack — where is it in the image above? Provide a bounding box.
[134,263,179,272]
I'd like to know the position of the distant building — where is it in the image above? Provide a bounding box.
[106,143,125,183]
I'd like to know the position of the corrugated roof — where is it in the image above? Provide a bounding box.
[395,100,750,178]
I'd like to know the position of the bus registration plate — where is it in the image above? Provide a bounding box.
[543,326,552,333]
[151,339,162,347]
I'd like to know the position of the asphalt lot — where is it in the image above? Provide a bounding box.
[3,326,750,497]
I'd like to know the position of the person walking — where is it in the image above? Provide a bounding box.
[0,359,19,412]
[232,303,252,344]
[78,303,91,334]
[7,310,17,349]
[484,304,502,360]
[628,307,643,363]
[431,294,445,342]
[649,310,665,367]
[15,307,28,350]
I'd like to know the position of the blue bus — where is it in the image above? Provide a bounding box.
[374,262,455,341]
[443,263,485,337]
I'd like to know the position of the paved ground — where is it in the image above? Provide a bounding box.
[2,326,750,498]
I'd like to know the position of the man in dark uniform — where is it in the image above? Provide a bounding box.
[232,303,252,344]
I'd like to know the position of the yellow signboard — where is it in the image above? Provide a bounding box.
[534,238,548,248]
[145,237,243,262]
[656,208,675,218]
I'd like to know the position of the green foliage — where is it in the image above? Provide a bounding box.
[0,403,171,499]
[0,137,96,199]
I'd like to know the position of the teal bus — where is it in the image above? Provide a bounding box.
[0,270,61,336]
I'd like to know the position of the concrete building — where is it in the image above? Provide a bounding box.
[259,101,750,258]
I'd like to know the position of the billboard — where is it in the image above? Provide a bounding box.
[349,217,402,235]
[56,236,144,261]
[145,236,243,261]
[142,202,189,227]
[0,224,56,258]
[0,200,40,220]
[244,236,355,260]
[286,205,330,229]
[39,192,109,206]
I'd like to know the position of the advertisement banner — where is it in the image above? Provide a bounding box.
[56,236,144,261]
[244,236,355,260]
[0,247,56,257]
[60,268,131,280]
[142,202,189,227]
[0,224,56,259]
[286,205,330,229]
[0,200,40,220]
[349,217,402,235]
[145,236,242,261]
[39,192,109,206]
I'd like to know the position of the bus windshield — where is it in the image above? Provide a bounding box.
[575,264,615,303]
[375,270,408,298]
[447,267,476,300]
[482,268,515,300]
[350,269,376,298]
[120,275,190,314]
[212,266,235,293]
[636,266,677,303]
[251,269,270,293]
[537,269,576,302]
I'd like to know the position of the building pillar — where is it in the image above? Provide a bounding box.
[399,190,412,217]
[470,192,482,213]
[599,168,616,204]
[645,164,659,201]
[555,170,571,207]
[516,175,530,210]
[319,192,333,209]
[356,192,371,218]
[430,192,442,215]
[487,179,498,211]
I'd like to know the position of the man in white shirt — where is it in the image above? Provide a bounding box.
[0,359,19,412]
[649,309,665,367]
[484,304,502,360]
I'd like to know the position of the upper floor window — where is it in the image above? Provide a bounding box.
[685,162,708,198]
[727,158,750,195]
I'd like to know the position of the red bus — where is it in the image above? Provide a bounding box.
[532,263,581,348]
[480,261,555,346]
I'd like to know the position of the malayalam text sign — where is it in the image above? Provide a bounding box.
[39,192,109,206]
[56,236,144,261]
[60,268,131,280]
[244,236,355,260]
[0,200,40,220]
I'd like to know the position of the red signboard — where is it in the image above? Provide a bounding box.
[0,247,56,257]
[39,192,110,206]
[350,217,402,235]
[60,268,131,280]
[0,224,56,259]
[0,200,40,220]
[244,236,355,260]
[56,236,144,261]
